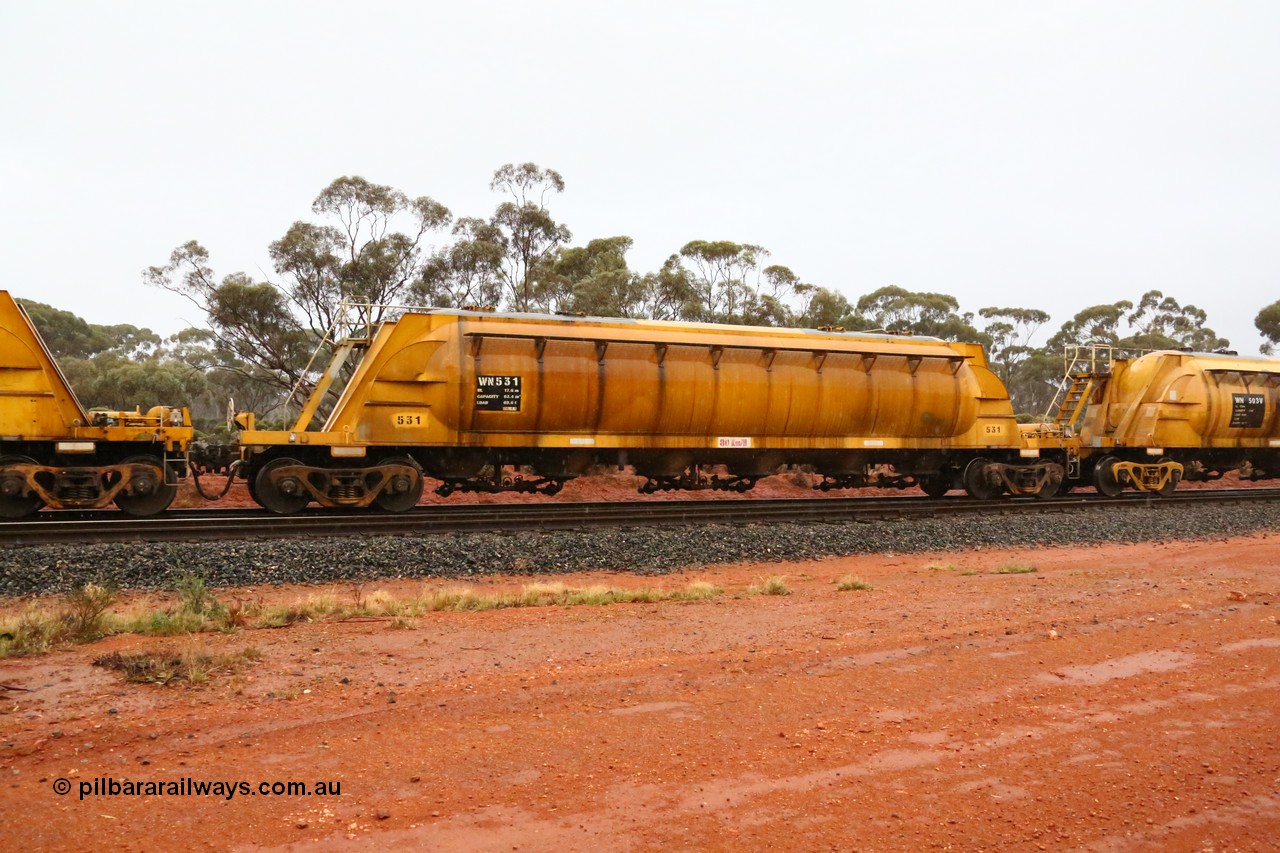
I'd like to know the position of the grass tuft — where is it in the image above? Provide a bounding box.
[63,583,117,642]
[748,576,791,596]
[176,573,215,615]
[0,582,117,656]
[363,590,396,615]
[93,645,261,685]
[0,609,62,657]
[413,580,721,612]
[994,562,1038,575]
[835,575,873,592]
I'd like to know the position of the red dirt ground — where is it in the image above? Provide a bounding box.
[2,533,1278,851]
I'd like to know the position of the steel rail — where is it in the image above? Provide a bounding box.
[2,488,1278,547]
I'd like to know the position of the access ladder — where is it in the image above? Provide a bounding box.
[1044,345,1120,435]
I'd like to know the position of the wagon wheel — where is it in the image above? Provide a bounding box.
[917,473,951,498]
[115,456,177,516]
[1032,473,1061,500]
[962,457,1000,500]
[245,466,260,505]
[0,455,44,519]
[1157,457,1181,497]
[254,457,310,515]
[1092,456,1123,498]
[1033,481,1061,500]
[372,456,424,513]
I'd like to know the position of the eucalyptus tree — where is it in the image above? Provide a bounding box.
[793,283,853,328]
[145,247,314,397]
[147,176,451,400]
[1257,300,1280,355]
[1045,292,1227,353]
[676,240,770,323]
[1043,302,1132,351]
[1123,290,1228,352]
[978,307,1053,416]
[537,236,646,317]
[268,176,451,330]
[17,300,123,358]
[633,256,699,321]
[847,286,985,342]
[413,217,506,309]
[488,163,572,311]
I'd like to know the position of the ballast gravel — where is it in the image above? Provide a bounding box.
[2,502,1278,596]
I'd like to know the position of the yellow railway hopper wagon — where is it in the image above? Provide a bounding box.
[238,307,1060,513]
[1071,349,1280,496]
[0,291,193,517]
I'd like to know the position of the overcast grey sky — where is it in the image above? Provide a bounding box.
[2,1,1277,353]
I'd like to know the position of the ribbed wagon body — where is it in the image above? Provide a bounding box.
[238,309,1041,511]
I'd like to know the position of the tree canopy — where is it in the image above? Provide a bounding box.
[18,298,211,417]
[1256,300,1280,355]
[1046,291,1229,353]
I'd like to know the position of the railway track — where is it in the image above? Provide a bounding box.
[4,488,1279,546]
